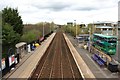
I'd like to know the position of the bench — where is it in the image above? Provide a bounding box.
[96,60,104,66]
[94,54,100,59]
[92,54,105,66]
[99,57,106,64]
[92,55,98,61]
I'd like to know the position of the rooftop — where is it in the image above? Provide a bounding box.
[93,21,114,24]
[96,26,112,28]
[93,33,117,38]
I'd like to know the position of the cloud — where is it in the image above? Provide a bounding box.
[32,1,72,11]
[0,0,118,24]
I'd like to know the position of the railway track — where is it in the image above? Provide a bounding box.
[30,31,83,79]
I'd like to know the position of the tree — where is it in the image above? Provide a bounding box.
[2,23,20,57]
[21,29,41,43]
[2,7,23,35]
[2,23,20,46]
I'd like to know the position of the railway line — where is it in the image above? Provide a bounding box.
[30,31,83,79]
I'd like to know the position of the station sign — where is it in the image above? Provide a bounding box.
[1,58,6,70]
[9,54,15,66]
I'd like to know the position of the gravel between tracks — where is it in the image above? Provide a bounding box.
[30,31,83,79]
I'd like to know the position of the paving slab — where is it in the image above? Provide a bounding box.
[3,33,56,78]
[63,33,95,79]
[66,33,119,78]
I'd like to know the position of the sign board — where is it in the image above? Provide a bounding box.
[15,57,18,64]
[9,55,15,66]
[27,44,31,53]
[1,58,6,70]
[40,37,44,41]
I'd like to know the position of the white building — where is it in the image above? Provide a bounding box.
[94,26,113,36]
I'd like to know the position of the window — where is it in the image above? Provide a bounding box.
[109,28,112,30]
[108,38,117,43]
[103,28,107,30]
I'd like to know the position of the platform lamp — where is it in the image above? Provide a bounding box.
[43,22,45,38]
[74,20,77,38]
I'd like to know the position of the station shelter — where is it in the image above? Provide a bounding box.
[15,42,27,59]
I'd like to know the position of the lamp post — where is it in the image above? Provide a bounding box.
[50,22,51,33]
[43,22,45,38]
[74,20,77,38]
[89,27,91,52]
[117,21,120,63]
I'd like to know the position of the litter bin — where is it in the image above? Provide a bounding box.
[108,61,118,72]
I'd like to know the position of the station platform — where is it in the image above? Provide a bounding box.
[63,33,95,78]
[66,33,119,78]
[4,32,119,79]
[3,33,56,78]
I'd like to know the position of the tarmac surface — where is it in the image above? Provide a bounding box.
[66,33,119,78]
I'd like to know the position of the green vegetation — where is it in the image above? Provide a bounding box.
[2,7,55,58]
[2,23,20,45]
[87,23,95,35]
[63,24,89,37]
[2,7,23,35]
[21,29,41,43]
[2,7,23,58]
[23,22,55,42]
[36,22,55,34]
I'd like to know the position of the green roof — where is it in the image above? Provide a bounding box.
[93,34,117,38]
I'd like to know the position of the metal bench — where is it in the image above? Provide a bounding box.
[92,54,105,66]
[96,60,104,66]
[92,55,98,61]
[99,57,106,64]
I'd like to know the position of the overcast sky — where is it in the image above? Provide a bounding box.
[0,0,118,24]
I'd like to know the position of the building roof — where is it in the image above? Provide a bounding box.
[96,26,112,28]
[94,21,114,24]
[15,42,27,48]
[93,33,117,38]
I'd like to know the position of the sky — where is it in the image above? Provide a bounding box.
[0,0,119,24]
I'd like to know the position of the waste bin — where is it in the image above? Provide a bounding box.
[108,61,118,72]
